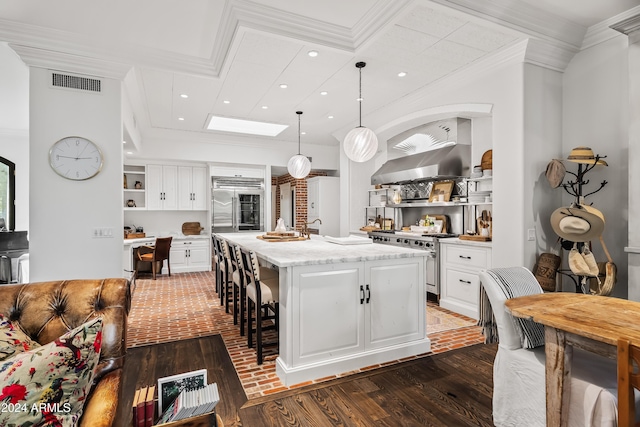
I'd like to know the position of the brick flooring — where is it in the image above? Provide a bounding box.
[128,271,484,399]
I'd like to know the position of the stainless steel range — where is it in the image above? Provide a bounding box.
[368,230,458,296]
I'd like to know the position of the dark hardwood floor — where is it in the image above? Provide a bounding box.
[115,335,496,426]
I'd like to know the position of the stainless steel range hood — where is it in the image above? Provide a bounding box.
[371,118,471,185]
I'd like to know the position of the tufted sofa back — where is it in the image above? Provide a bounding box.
[0,278,131,379]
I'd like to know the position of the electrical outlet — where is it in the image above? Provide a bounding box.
[527,228,536,241]
[92,227,114,238]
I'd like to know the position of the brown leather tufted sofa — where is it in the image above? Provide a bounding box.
[0,278,131,427]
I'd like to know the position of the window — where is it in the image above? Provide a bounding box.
[0,157,15,230]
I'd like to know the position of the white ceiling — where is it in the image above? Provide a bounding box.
[0,0,638,153]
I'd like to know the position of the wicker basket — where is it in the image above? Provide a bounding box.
[533,253,561,292]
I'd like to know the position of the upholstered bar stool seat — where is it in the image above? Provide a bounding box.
[246,276,279,304]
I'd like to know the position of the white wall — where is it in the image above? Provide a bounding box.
[0,43,30,232]
[563,34,629,297]
[29,67,123,281]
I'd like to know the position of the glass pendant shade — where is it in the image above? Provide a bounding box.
[287,111,310,179]
[344,62,378,163]
[344,126,378,162]
[287,154,311,179]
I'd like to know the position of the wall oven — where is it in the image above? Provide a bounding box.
[211,177,264,233]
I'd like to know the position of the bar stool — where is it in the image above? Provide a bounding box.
[220,239,234,313]
[230,244,245,334]
[240,247,279,365]
[212,235,222,297]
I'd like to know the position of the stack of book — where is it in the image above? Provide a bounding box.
[132,385,156,427]
[155,383,219,425]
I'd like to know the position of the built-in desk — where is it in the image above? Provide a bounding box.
[122,234,210,276]
[216,232,429,386]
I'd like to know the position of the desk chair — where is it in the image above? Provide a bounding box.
[240,247,279,365]
[135,236,172,280]
[618,338,640,427]
[479,267,629,426]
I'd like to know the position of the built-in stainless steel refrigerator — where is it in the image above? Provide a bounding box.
[211,177,264,233]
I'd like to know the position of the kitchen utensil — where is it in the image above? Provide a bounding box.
[182,222,204,235]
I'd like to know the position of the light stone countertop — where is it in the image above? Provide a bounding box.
[216,232,428,267]
[123,233,210,247]
[439,237,493,248]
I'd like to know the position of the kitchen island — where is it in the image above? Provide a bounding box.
[217,232,429,386]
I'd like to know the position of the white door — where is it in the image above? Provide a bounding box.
[365,258,425,350]
[162,165,179,210]
[307,178,319,219]
[280,182,292,229]
[293,263,365,366]
[178,166,193,210]
[191,167,208,210]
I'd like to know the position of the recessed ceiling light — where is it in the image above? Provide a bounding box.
[398,71,407,77]
[223,100,230,104]
[308,50,319,57]
[180,93,189,98]
[280,84,288,89]
[301,132,306,135]
[178,117,185,121]
[126,151,133,155]
[122,140,126,144]
[262,106,268,109]
[207,115,288,136]
[320,91,328,96]
[328,115,334,119]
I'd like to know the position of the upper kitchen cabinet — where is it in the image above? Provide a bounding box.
[178,166,207,210]
[307,176,339,236]
[147,164,178,210]
[210,165,264,179]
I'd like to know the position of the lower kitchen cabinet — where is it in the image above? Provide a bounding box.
[439,240,492,319]
[291,257,425,366]
[169,238,211,273]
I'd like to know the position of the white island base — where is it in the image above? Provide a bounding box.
[217,233,429,386]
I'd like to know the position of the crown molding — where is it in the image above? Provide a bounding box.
[428,0,586,50]
[610,8,640,37]
[8,44,132,80]
[583,6,640,49]
[523,38,578,72]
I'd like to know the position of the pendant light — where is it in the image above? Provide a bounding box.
[343,61,378,162]
[287,111,311,179]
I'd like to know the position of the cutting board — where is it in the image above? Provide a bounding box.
[459,234,492,242]
[257,235,307,242]
[182,222,204,235]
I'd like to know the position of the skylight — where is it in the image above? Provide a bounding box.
[206,115,288,137]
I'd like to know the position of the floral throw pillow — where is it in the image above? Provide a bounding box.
[0,317,103,426]
[0,313,40,362]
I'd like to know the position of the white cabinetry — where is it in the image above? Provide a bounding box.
[306,176,339,235]
[439,241,492,319]
[147,165,178,210]
[210,166,264,179]
[178,166,207,210]
[169,238,210,273]
[292,257,424,366]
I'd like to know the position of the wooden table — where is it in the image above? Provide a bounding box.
[505,293,640,427]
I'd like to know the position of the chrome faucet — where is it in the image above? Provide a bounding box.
[301,218,322,240]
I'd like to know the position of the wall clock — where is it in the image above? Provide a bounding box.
[49,136,104,180]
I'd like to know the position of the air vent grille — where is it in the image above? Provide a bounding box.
[52,73,101,92]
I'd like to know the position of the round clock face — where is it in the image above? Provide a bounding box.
[49,136,104,180]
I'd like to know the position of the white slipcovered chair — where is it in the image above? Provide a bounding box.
[479,267,638,427]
